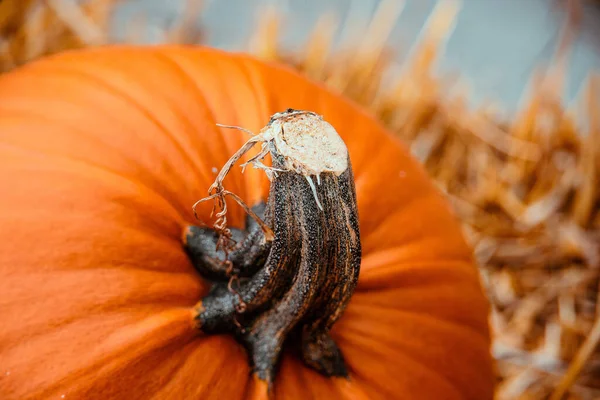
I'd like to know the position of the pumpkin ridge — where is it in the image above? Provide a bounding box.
[356,279,485,303]
[161,48,271,212]
[364,223,478,260]
[352,177,435,247]
[0,146,189,224]
[34,62,214,202]
[271,357,311,400]
[140,50,240,192]
[145,335,250,400]
[176,50,255,205]
[359,248,472,270]
[0,108,195,215]
[134,343,195,400]
[145,344,229,400]
[145,50,234,186]
[0,106,153,169]
[335,334,469,400]
[351,288,489,332]
[348,282,491,339]
[63,308,197,370]
[0,268,199,305]
[2,309,197,399]
[357,256,479,289]
[342,348,455,400]
[0,305,193,356]
[0,89,203,221]
[339,302,490,345]
[62,334,199,400]
[342,326,490,400]
[360,190,463,252]
[64,63,210,186]
[0,104,212,221]
[157,49,251,195]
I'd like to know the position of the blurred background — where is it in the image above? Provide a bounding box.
[2,0,600,399]
[113,0,600,112]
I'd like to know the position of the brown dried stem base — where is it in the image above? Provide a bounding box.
[184,125,361,387]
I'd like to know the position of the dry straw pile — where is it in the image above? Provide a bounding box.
[1,0,599,399]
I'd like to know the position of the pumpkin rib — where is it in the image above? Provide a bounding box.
[360,216,468,260]
[43,59,216,192]
[156,49,268,215]
[0,109,201,220]
[235,55,274,132]
[360,190,465,254]
[53,309,199,394]
[272,356,313,400]
[140,336,249,400]
[347,286,491,346]
[343,332,488,400]
[339,302,490,349]
[0,123,198,224]
[303,368,374,400]
[145,50,232,176]
[357,256,480,289]
[148,343,230,400]
[0,125,208,229]
[62,335,201,400]
[341,347,462,400]
[348,285,489,334]
[174,50,254,205]
[0,144,189,227]
[359,248,472,273]
[0,106,159,173]
[1,123,192,218]
[331,374,375,400]
[0,292,199,351]
[34,64,215,200]
[354,286,487,336]
[176,338,249,400]
[3,308,198,399]
[154,50,240,159]
[204,49,269,200]
[0,268,200,308]
[336,334,468,400]
[0,304,195,357]
[352,168,442,248]
[335,308,492,400]
[273,354,373,400]
[135,342,196,400]
[137,50,238,192]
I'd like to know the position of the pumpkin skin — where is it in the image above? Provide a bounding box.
[0,45,494,400]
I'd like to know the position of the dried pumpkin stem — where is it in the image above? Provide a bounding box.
[184,109,361,388]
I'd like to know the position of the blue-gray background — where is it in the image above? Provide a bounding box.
[114,0,600,115]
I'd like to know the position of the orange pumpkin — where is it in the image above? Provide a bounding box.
[0,45,494,399]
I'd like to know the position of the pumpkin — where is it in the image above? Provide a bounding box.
[0,45,494,400]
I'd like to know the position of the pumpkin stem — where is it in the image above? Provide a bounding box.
[184,109,361,389]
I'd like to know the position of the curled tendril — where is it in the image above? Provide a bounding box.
[192,190,274,242]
